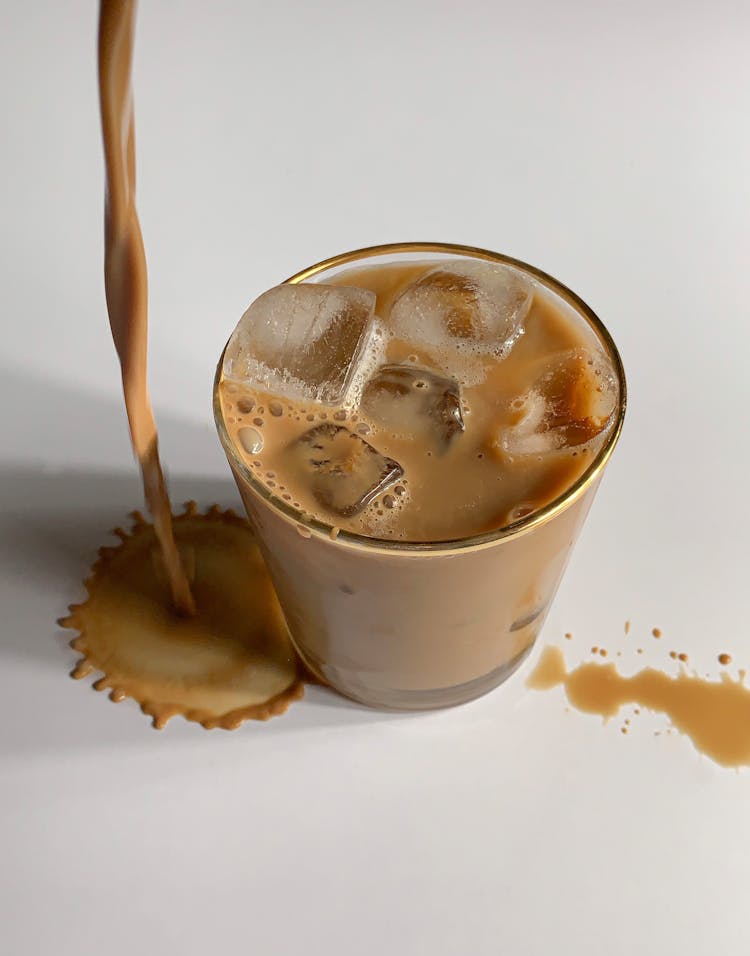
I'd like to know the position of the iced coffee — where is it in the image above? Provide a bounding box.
[215,245,625,709]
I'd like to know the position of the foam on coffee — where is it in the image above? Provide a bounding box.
[219,259,619,543]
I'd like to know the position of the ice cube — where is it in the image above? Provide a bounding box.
[223,284,376,405]
[390,260,532,360]
[361,364,464,450]
[497,348,618,459]
[286,424,403,517]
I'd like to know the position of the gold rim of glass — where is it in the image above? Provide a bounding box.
[213,241,627,555]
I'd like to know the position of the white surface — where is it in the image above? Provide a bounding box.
[2,1,750,953]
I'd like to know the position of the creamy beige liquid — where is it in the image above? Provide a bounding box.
[528,644,750,769]
[215,256,621,707]
[220,261,617,542]
[99,0,194,614]
[63,504,302,728]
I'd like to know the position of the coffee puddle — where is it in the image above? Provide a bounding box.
[61,504,304,728]
[528,642,750,768]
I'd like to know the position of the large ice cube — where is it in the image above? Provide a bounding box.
[390,260,532,360]
[286,424,403,517]
[223,284,376,405]
[361,364,464,450]
[496,348,618,459]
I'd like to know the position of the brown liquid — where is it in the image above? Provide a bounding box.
[214,253,622,707]
[528,645,750,769]
[62,505,303,728]
[220,261,618,542]
[65,0,305,727]
[98,0,193,615]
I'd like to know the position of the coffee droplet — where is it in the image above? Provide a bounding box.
[528,645,750,769]
[652,627,662,638]
[238,427,264,455]
[719,653,732,666]
[61,505,304,729]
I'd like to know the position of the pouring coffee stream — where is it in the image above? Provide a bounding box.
[98,0,195,616]
[72,0,305,728]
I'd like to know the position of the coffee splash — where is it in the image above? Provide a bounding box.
[528,640,750,769]
[98,0,194,615]
[61,504,304,728]
[63,0,307,729]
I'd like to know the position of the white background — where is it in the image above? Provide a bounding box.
[2,1,750,953]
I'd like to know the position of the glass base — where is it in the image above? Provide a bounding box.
[295,641,536,711]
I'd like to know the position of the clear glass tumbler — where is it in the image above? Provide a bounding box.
[214,243,626,709]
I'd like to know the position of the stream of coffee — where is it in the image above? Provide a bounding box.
[78,0,303,728]
[98,0,194,615]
